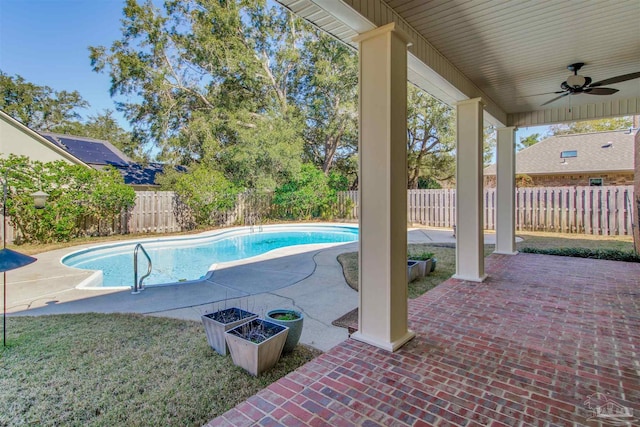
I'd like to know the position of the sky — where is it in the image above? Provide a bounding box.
[0,0,129,126]
[0,0,549,144]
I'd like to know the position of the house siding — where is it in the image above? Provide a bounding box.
[484,172,634,188]
[0,113,84,165]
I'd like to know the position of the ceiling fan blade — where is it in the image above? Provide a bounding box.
[589,71,640,87]
[541,92,570,106]
[517,91,565,98]
[584,87,619,95]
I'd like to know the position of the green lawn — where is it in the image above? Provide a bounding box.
[5,228,635,425]
[338,244,495,299]
[0,314,319,426]
[515,230,634,251]
[338,230,636,299]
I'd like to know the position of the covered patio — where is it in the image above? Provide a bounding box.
[269,0,640,352]
[209,252,640,426]
[210,0,639,424]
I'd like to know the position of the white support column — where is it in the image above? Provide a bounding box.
[351,23,415,352]
[454,98,487,282]
[495,127,518,255]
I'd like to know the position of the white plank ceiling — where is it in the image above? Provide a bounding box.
[278,0,640,126]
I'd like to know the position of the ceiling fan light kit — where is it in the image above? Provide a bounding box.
[566,74,586,89]
[541,62,640,106]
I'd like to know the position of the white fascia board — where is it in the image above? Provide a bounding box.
[312,0,376,34]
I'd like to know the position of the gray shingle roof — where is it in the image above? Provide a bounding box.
[484,130,634,176]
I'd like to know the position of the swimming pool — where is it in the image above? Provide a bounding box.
[62,224,358,289]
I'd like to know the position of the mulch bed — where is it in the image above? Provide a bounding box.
[331,307,358,334]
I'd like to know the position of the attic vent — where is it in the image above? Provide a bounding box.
[560,150,577,158]
[602,142,613,148]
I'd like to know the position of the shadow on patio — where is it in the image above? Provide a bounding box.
[208,252,640,426]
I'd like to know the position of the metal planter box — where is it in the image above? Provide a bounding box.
[225,319,289,376]
[201,307,258,356]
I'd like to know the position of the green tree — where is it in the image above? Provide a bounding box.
[406,85,455,189]
[90,0,306,185]
[518,133,541,151]
[483,126,498,168]
[272,163,340,219]
[299,32,358,175]
[0,72,139,158]
[0,70,88,131]
[417,176,442,189]
[549,117,633,135]
[157,164,238,229]
[224,114,304,191]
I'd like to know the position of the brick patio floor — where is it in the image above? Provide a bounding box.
[207,253,640,426]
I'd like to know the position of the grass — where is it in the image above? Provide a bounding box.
[6,227,634,424]
[515,231,634,252]
[0,314,320,426]
[338,230,637,299]
[338,244,494,299]
[516,231,639,262]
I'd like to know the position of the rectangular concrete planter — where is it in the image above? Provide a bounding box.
[225,319,289,376]
[201,307,258,356]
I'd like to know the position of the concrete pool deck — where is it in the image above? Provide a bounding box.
[5,227,502,351]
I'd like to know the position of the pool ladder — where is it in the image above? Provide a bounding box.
[248,214,263,233]
[132,243,152,294]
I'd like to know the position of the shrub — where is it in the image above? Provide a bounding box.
[158,164,238,229]
[408,251,435,261]
[520,247,640,262]
[272,163,341,220]
[2,156,135,243]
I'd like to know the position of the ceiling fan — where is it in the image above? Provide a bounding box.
[541,63,640,106]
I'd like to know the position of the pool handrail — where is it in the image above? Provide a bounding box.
[132,243,152,294]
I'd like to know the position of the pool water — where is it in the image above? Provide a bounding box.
[62,225,358,288]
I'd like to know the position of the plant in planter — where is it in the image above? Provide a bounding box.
[201,307,258,355]
[225,319,289,376]
[266,309,303,353]
[407,251,435,280]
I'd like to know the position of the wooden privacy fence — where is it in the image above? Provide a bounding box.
[2,191,182,242]
[510,185,634,235]
[122,191,273,234]
[337,186,635,236]
[3,186,635,241]
[3,191,275,242]
[126,191,181,234]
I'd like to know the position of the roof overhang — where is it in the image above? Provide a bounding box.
[278,0,640,128]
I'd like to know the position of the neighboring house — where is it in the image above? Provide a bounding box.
[0,110,88,166]
[484,130,634,187]
[0,109,165,190]
[39,132,163,190]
